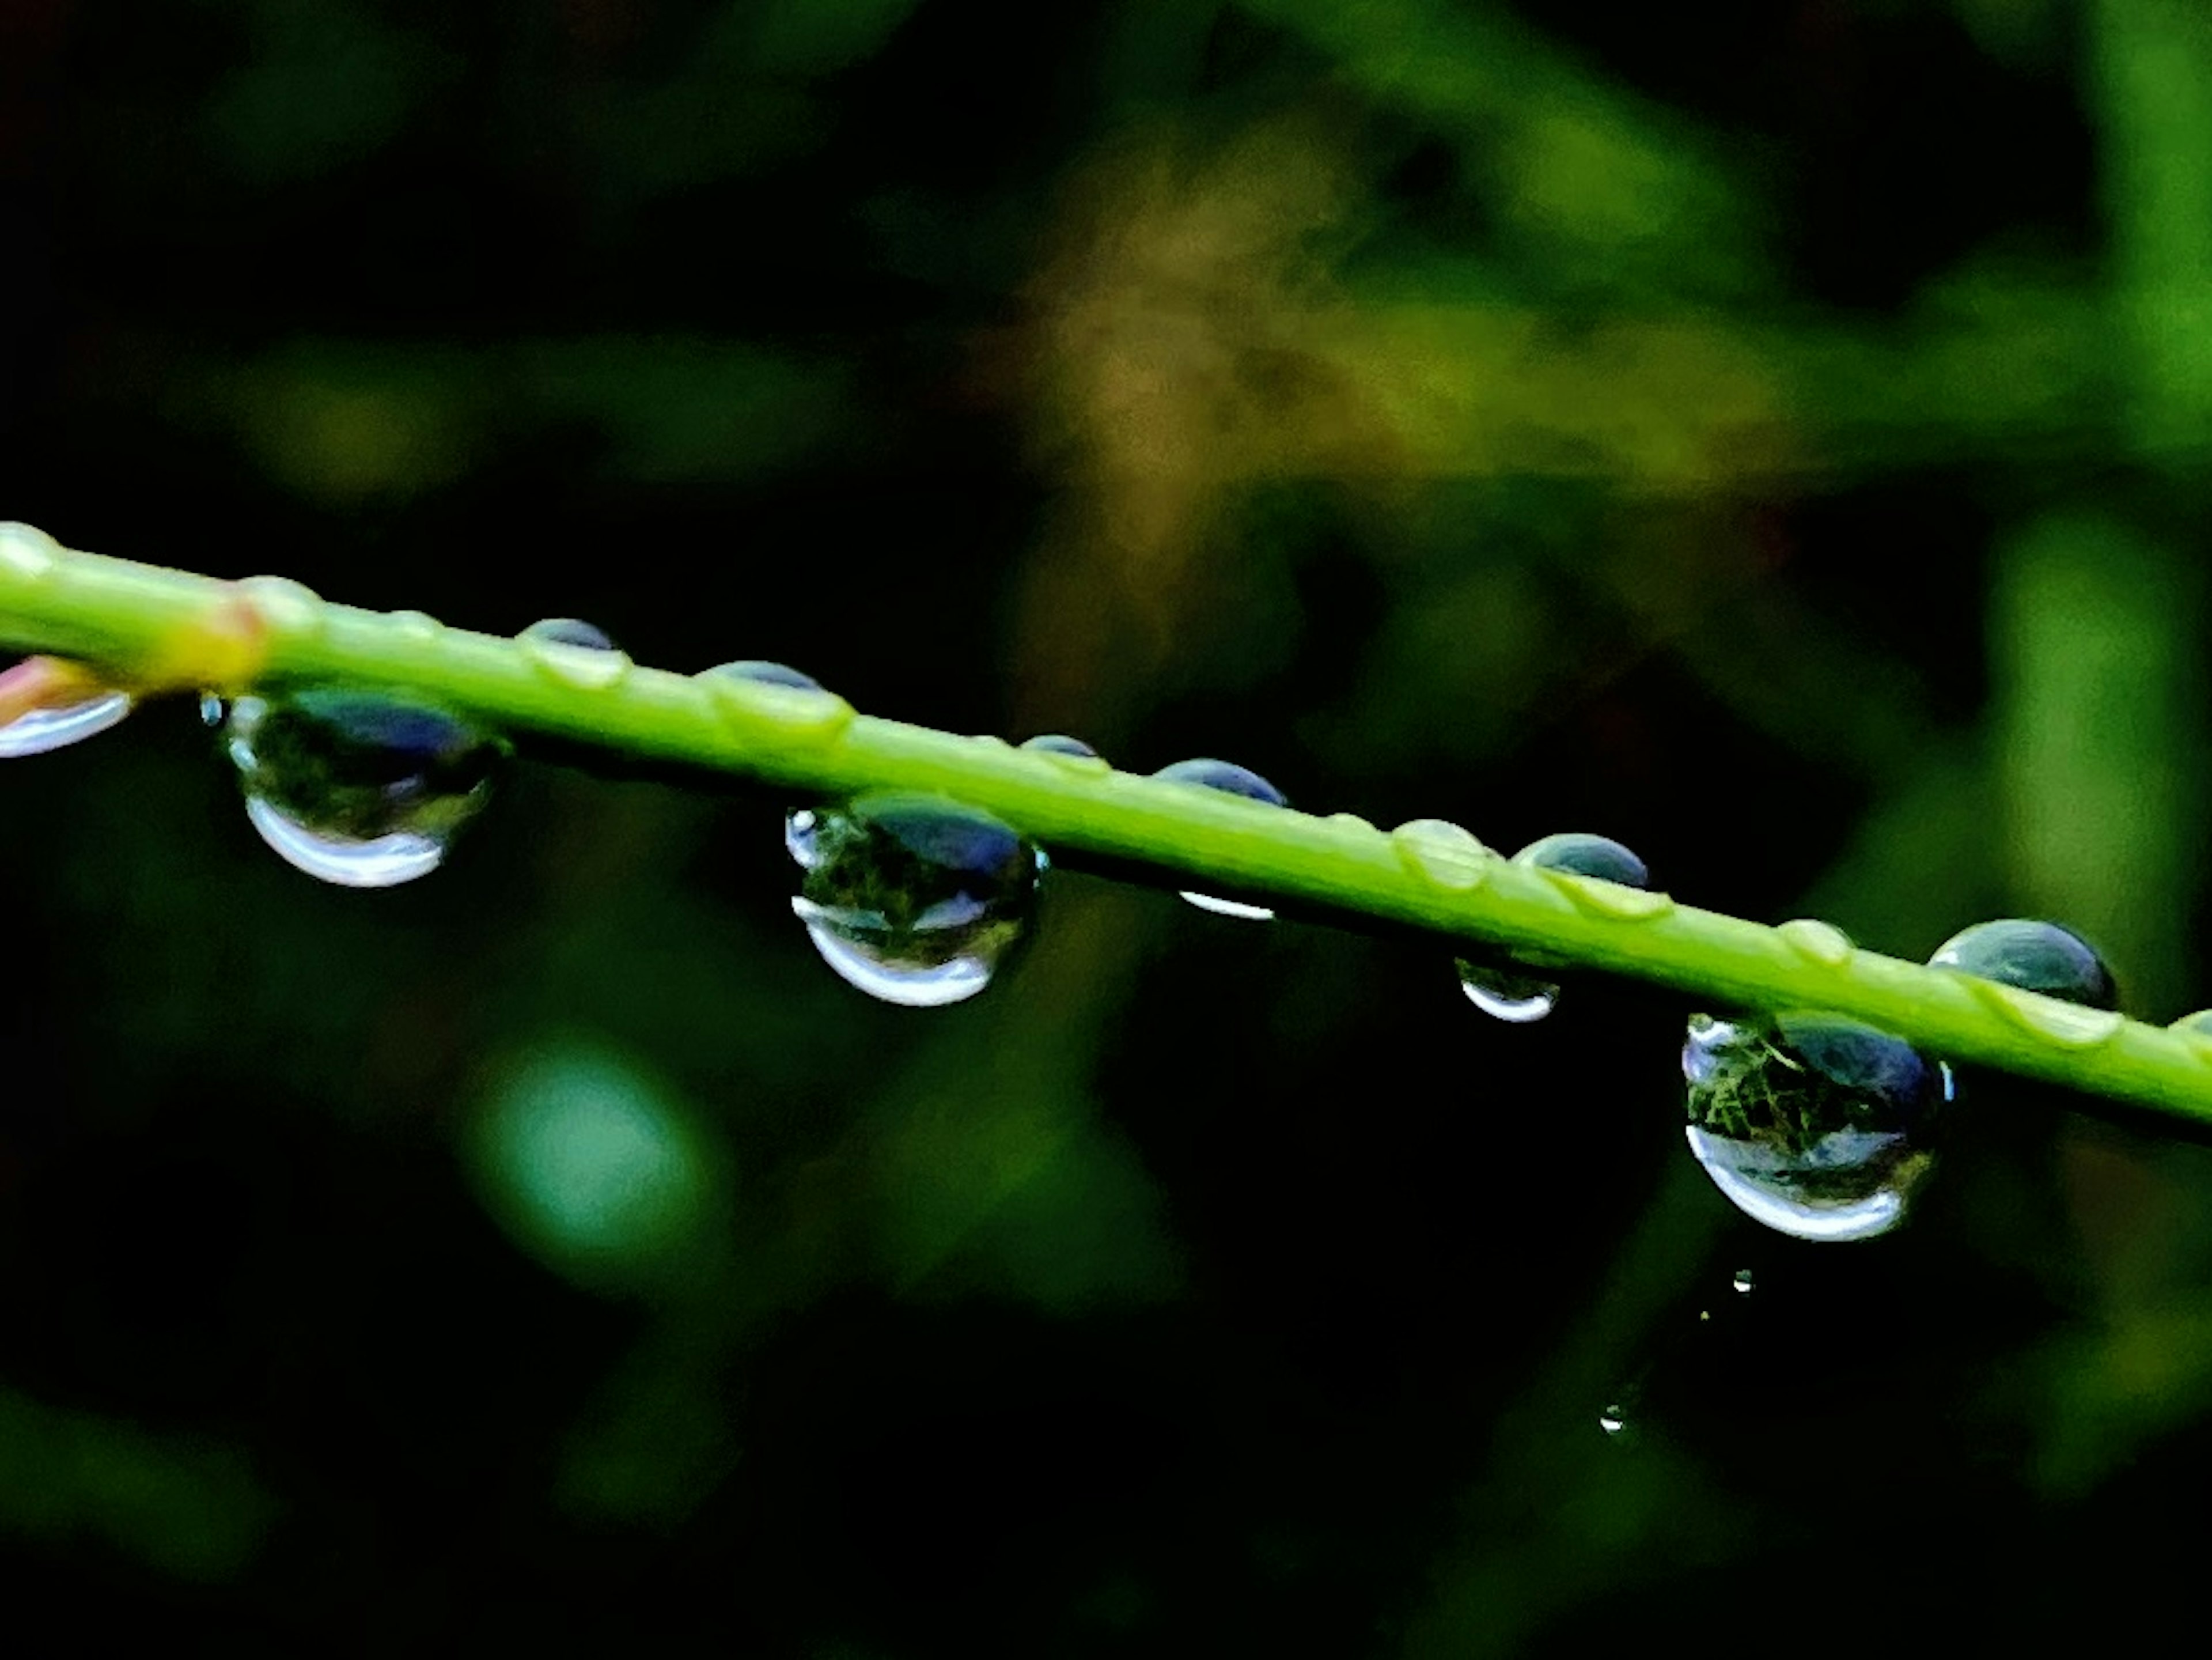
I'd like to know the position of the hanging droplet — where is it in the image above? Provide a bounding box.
[519,618,630,690]
[1458,832,1650,1023]
[0,658,132,758]
[1927,918,2118,1009]
[222,685,509,887]
[1152,758,1287,922]
[1732,1268,1755,1295]
[1683,1011,1946,1242]
[789,792,1039,1007]
[704,659,824,693]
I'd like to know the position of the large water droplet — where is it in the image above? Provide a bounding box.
[789,792,1039,1006]
[1683,1011,1946,1242]
[0,659,132,758]
[1459,832,1650,1023]
[520,618,630,690]
[1152,758,1287,922]
[1927,918,2118,1010]
[222,685,509,887]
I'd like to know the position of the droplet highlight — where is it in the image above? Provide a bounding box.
[1152,758,1287,922]
[789,792,1039,1006]
[1683,1011,1946,1242]
[222,685,509,887]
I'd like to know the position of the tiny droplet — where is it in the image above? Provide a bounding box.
[0,522,63,581]
[1777,918,1855,969]
[1732,1268,1755,1294]
[520,618,630,690]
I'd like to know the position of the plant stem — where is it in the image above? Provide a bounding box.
[5,520,2211,1125]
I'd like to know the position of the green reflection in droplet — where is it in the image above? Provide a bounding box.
[470,1044,720,1293]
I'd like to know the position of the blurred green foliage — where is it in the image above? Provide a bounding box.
[7,0,2212,1651]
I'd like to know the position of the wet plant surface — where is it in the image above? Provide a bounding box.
[6,1,2212,1655]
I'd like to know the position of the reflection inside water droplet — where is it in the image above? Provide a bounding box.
[1458,833,1649,1023]
[1152,758,1287,922]
[222,686,509,887]
[789,792,1039,1006]
[1683,1012,1947,1242]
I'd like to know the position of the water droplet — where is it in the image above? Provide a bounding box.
[0,659,132,758]
[1457,965,1558,1023]
[785,807,820,869]
[1928,918,2118,1009]
[520,618,630,690]
[705,659,823,693]
[789,792,1039,1006]
[0,689,131,758]
[1021,733,1100,760]
[1390,818,1492,891]
[222,685,509,887]
[200,692,228,728]
[1683,1011,1945,1242]
[1777,918,1855,969]
[0,522,63,581]
[1152,758,1287,922]
[1960,978,2128,1049]
[236,574,326,639]
[1599,1405,1627,1436]
[2169,1012,2212,1064]
[1457,833,1653,1023]
[1732,1268,1755,1295]
[1327,811,1377,834]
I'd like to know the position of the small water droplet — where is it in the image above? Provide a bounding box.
[1777,918,1854,968]
[2169,1011,2212,1062]
[222,685,509,887]
[1326,811,1377,834]
[0,522,63,581]
[789,792,1039,1006]
[1457,833,1653,1023]
[386,609,446,645]
[785,806,820,869]
[1389,818,1493,890]
[1457,965,1558,1023]
[1599,1405,1627,1436]
[1928,918,2118,1009]
[200,692,228,728]
[1152,758,1287,922]
[520,618,631,690]
[0,687,132,757]
[1683,1011,1945,1242]
[706,659,824,693]
[0,659,131,758]
[1021,732,1100,759]
[1732,1268,1755,1294]
[236,574,326,639]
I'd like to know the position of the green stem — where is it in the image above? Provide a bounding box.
[5,520,2210,1124]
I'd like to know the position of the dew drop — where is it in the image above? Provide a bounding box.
[1599,1405,1627,1436]
[520,618,630,690]
[2169,1011,2212,1062]
[386,609,446,645]
[1928,918,2118,1010]
[1152,758,1287,922]
[1683,1011,1945,1242]
[1777,917,1855,969]
[789,792,1038,1007]
[1732,1268,1755,1295]
[0,521,63,582]
[1458,833,1652,1023]
[236,574,327,639]
[200,692,227,728]
[1021,733,1101,761]
[222,685,509,887]
[705,659,824,693]
[1390,818,1493,892]
[0,659,132,758]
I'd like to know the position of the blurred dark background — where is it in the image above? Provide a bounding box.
[6,0,2212,1652]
